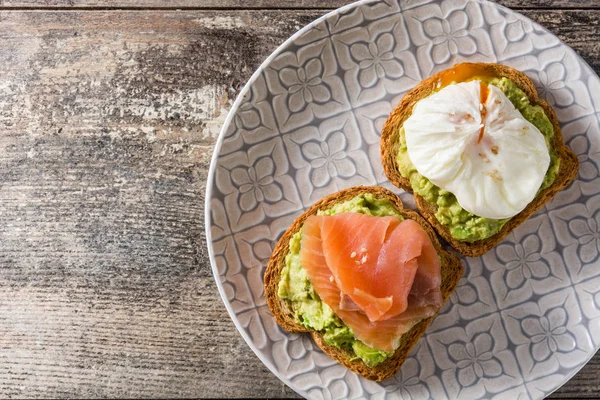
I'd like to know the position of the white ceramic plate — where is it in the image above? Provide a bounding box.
[205,0,600,398]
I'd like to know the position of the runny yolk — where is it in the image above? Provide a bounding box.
[478,81,489,143]
[434,63,497,91]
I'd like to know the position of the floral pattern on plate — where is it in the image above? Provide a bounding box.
[501,288,594,387]
[483,214,571,308]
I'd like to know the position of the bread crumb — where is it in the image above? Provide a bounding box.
[361,255,368,264]
[491,145,499,155]
[360,247,367,253]
[350,251,356,259]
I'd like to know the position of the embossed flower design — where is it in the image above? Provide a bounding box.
[385,358,428,399]
[350,33,403,88]
[238,305,281,350]
[302,131,356,187]
[594,290,600,310]
[535,62,574,107]
[279,58,331,113]
[450,277,477,305]
[504,18,533,43]
[234,101,261,131]
[449,333,502,387]
[496,235,550,289]
[570,135,599,181]
[423,11,476,63]
[568,213,600,263]
[521,308,575,362]
[231,157,282,211]
[253,240,273,265]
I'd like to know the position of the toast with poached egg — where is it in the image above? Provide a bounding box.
[264,186,463,381]
[380,62,578,257]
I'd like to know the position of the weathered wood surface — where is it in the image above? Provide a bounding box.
[0,4,598,399]
[0,0,598,9]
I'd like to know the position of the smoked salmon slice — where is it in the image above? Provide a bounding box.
[299,213,442,352]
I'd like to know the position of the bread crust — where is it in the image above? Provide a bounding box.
[263,186,464,382]
[380,62,579,257]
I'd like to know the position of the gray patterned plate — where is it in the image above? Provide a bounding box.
[205,0,600,398]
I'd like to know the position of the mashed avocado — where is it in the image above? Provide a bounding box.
[277,193,402,367]
[396,77,560,242]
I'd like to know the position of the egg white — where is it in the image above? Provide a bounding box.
[403,80,550,220]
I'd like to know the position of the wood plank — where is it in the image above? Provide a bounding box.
[0,9,313,398]
[525,9,600,75]
[0,0,598,9]
[0,8,597,398]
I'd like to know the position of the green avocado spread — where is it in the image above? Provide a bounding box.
[396,77,560,242]
[277,193,402,366]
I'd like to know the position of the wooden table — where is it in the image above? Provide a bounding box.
[0,0,598,398]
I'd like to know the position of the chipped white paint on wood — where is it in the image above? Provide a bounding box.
[0,5,598,399]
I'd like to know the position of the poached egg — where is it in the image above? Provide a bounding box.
[403,80,550,220]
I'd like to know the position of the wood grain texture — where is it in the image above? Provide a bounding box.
[0,0,598,9]
[0,5,598,399]
[0,9,314,398]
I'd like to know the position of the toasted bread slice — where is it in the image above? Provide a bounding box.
[380,62,579,257]
[264,186,463,382]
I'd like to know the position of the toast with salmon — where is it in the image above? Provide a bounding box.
[381,62,578,257]
[264,186,463,382]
